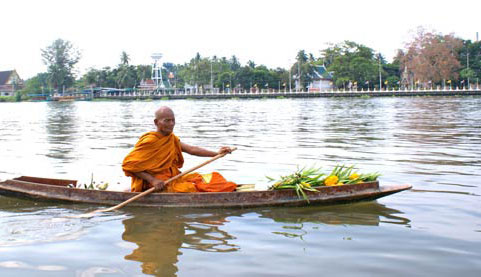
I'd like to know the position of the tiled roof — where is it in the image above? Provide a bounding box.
[0,70,13,85]
[312,65,333,80]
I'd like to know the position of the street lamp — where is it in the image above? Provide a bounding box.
[289,61,292,92]
[467,52,470,89]
[378,53,382,91]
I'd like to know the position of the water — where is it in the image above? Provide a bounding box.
[0,97,480,276]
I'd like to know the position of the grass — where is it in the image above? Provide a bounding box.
[0,96,15,102]
[92,98,114,102]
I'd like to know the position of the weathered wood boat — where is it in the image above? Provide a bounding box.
[0,176,411,208]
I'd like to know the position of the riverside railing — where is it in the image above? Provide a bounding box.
[96,86,481,99]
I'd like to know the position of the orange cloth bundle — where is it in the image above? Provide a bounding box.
[122,132,236,193]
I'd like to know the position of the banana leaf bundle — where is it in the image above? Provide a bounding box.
[267,165,381,201]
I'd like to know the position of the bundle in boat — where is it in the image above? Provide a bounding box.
[268,164,381,201]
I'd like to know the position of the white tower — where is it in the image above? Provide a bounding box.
[151,53,164,89]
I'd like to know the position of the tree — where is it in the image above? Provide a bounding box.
[246,60,255,69]
[458,40,481,84]
[116,65,137,88]
[459,68,476,80]
[83,68,101,87]
[321,41,378,89]
[120,51,130,65]
[21,73,50,94]
[400,27,462,86]
[136,65,152,81]
[41,39,81,91]
[230,55,241,71]
[291,50,315,90]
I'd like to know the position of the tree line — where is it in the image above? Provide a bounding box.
[22,27,481,95]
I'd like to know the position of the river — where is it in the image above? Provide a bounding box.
[0,96,480,276]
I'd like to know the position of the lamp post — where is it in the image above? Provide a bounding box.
[297,60,301,92]
[378,53,382,91]
[289,63,292,92]
[210,61,213,93]
[467,52,470,89]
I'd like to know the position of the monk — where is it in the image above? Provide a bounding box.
[122,106,237,193]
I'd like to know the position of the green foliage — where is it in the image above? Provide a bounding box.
[0,96,15,102]
[458,40,481,79]
[322,41,379,89]
[386,76,400,88]
[267,166,324,202]
[21,72,50,94]
[173,53,294,90]
[291,50,317,89]
[41,39,81,91]
[460,68,476,80]
[120,51,130,65]
[268,164,381,202]
[82,63,151,89]
[116,65,137,88]
[31,33,481,92]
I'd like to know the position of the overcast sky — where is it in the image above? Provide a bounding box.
[1,0,479,79]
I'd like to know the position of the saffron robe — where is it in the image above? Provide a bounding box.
[122,132,236,193]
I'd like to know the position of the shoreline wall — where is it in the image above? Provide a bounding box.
[95,89,481,100]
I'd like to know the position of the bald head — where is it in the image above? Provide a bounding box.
[155,106,174,120]
[154,106,176,136]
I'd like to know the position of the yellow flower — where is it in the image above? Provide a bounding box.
[300,182,311,188]
[324,175,339,186]
[349,173,359,180]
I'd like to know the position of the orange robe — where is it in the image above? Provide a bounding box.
[122,132,236,193]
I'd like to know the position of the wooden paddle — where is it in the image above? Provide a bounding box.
[74,147,237,218]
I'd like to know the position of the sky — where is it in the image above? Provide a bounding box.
[1,0,479,79]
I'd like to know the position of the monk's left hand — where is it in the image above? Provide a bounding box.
[218,146,233,155]
[151,178,166,191]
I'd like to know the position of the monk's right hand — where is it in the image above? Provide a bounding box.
[151,179,166,191]
[218,146,233,155]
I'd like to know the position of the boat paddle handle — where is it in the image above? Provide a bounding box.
[77,147,237,218]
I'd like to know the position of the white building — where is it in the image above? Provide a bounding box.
[307,65,333,92]
[0,70,23,96]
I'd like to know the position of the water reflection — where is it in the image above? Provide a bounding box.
[121,201,410,276]
[45,102,79,162]
[259,201,410,227]
[257,201,410,240]
[122,210,239,276]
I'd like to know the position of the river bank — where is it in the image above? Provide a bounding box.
[97,88,481,100]
[2,88,480,103]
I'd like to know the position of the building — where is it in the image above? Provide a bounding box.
[138,79,157,90]
[307,65,333,92]
[0,70,23,96]
[137,78,172,91]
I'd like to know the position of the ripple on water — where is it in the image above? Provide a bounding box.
[0,206,128,247]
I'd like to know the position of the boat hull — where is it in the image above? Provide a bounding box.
[0,176,411,208]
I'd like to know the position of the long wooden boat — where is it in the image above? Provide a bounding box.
[0,176,411,208]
